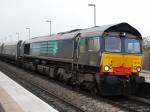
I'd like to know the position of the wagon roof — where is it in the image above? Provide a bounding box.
[3,41,19,46]
[25,22,142,43]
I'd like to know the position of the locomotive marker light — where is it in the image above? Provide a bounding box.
[88,4,96,27]
[46,20,51,36]
[136,66,142,72]
[122,32,126,37]
[104,65,110,71]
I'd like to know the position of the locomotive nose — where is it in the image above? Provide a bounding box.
[100,53,142,75]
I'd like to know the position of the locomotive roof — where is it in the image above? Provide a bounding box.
[25,22,142,44]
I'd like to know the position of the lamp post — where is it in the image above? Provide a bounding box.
[88,4,96,27]
[16,32,19,41]
[26,28,31,39]
[46,20,51,36]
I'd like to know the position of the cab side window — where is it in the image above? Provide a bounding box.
[88,37,100,52]
[80,38,86,53]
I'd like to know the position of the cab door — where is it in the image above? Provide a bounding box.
[78,38,89,65]
[87,37,101,66]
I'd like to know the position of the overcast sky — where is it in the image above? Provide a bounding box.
[0,0,150,42]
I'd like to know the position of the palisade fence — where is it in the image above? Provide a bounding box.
[143,37,150,70]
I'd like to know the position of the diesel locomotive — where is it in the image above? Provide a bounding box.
[0,22,145,96]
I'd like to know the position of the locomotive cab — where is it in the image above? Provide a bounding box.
[74,23,145,96]
[98,32,144,95]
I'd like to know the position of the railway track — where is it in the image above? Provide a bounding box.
[106,96,150,112]
[0,63,85,112]
[0,61,121,112]
[1,61,150,112]
[14,72,86,112]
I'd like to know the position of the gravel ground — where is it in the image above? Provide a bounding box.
[0,61,124,112]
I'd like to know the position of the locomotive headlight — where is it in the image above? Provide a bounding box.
[104,66,110,71]
[136,66,141,72]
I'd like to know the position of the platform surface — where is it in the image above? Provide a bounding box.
[140,70,150,83]
[0,71,58,112]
